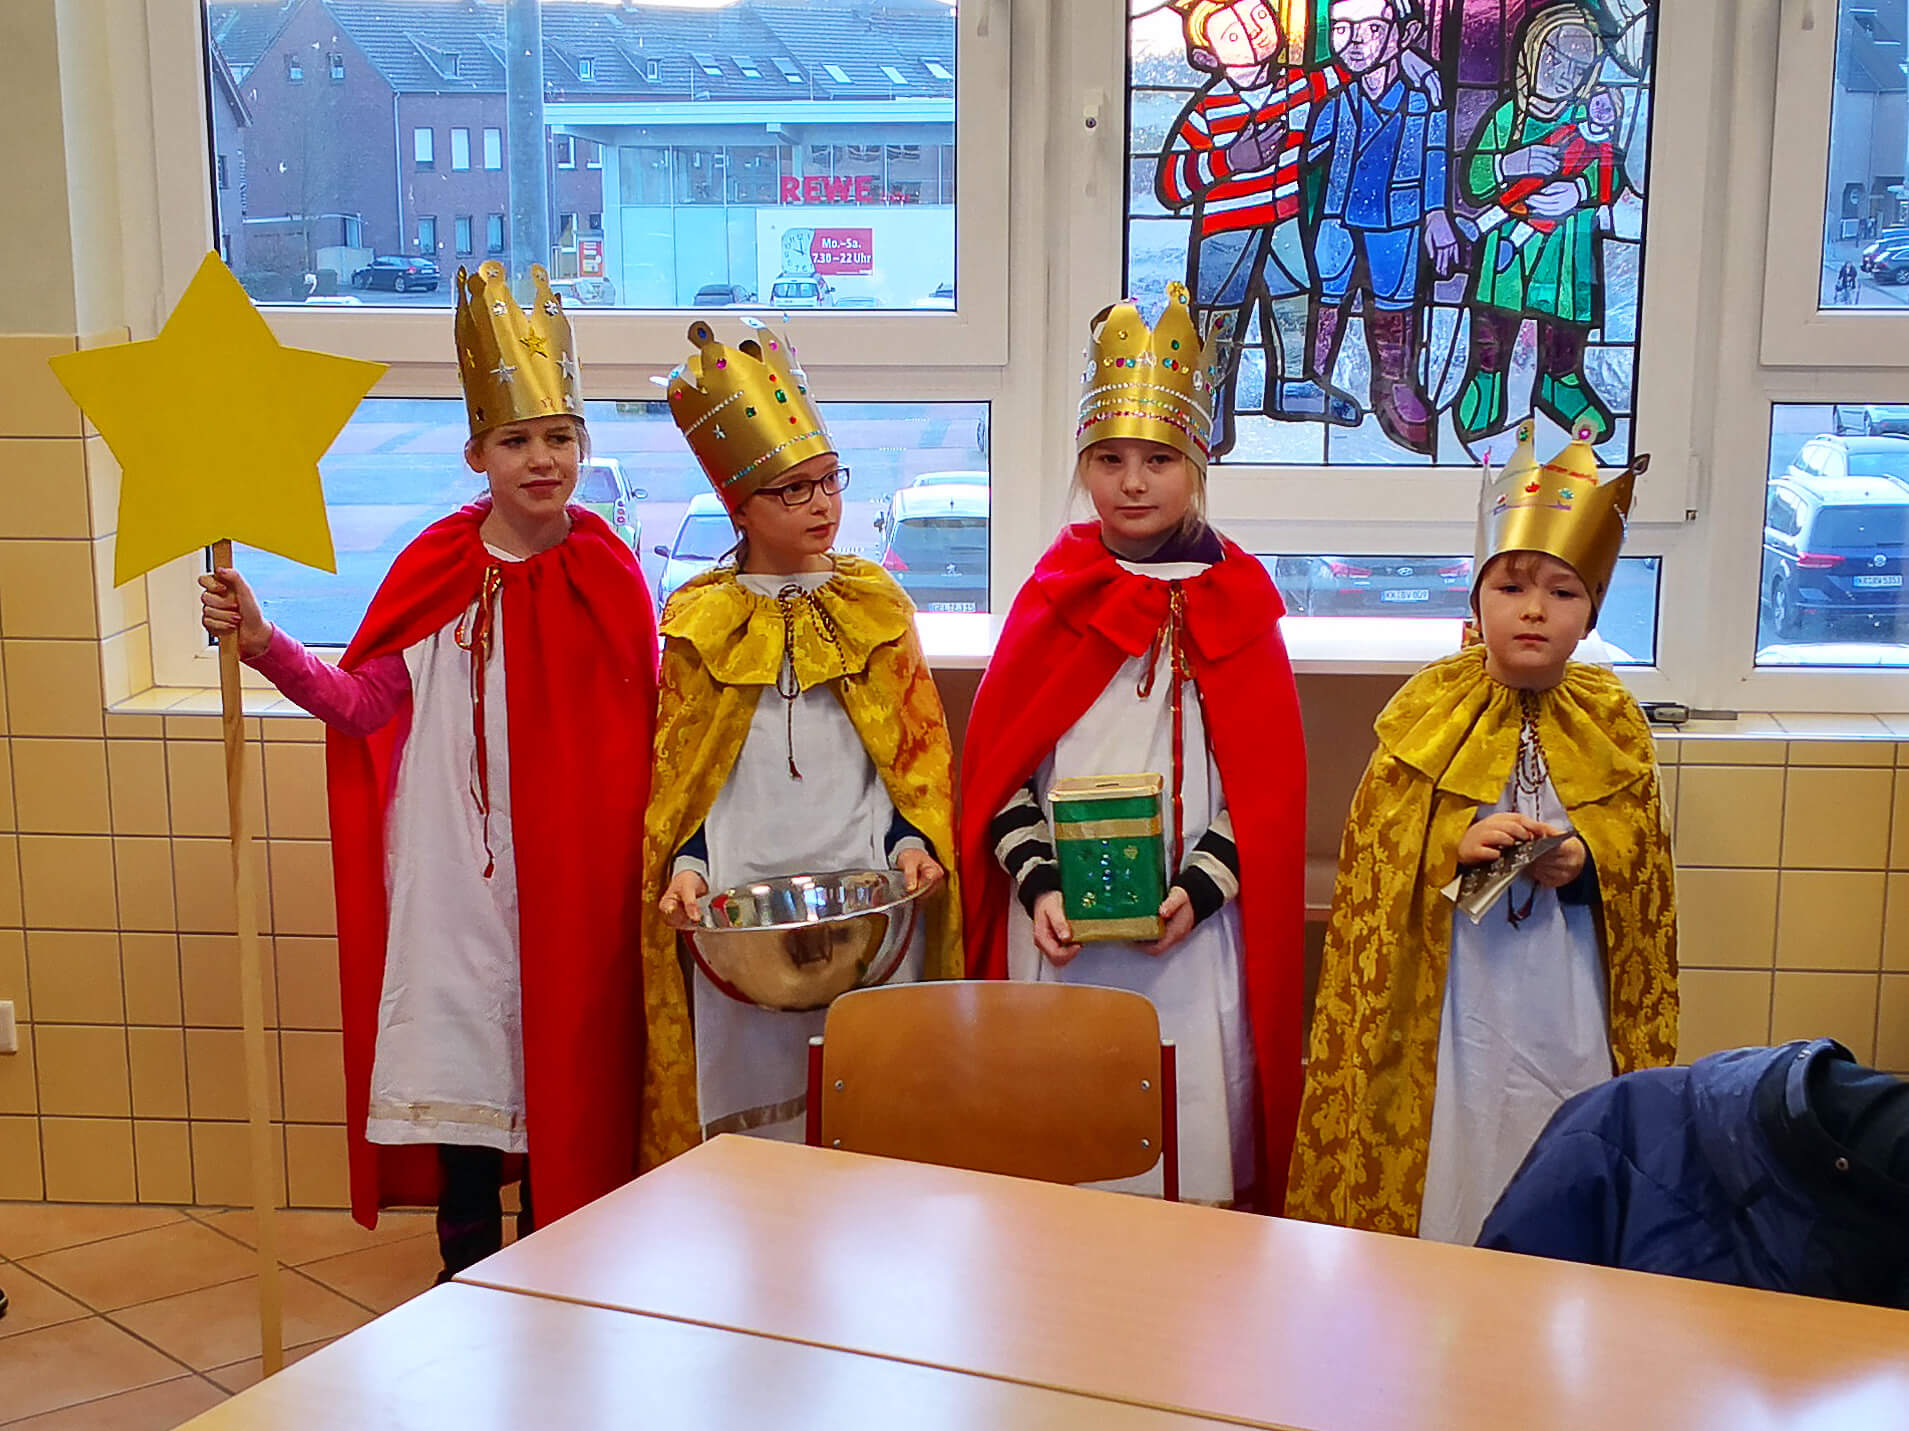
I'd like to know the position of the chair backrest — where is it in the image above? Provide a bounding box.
[810,981,1173,1191]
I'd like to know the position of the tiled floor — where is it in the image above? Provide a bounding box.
[0,1203,441,1428]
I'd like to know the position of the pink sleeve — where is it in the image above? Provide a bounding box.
[245,625,411,739]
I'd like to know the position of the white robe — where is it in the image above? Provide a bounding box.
[691,570,926,1141]
[1004,560,1256,1206]
[366,547,526,1152]
[1418,754,1613,1245]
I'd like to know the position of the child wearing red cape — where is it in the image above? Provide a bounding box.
[200,262,657,1275]
[957,287,1308,1208]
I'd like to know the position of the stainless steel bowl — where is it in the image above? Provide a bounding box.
[685,869,925,1012]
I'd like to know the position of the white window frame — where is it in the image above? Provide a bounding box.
[454,214,473,256]
[417,215,437,254]
[482,126,502,170]
[1760,0,1909,368]
[823,63,854,84]
[577,56,594,82]
[450,126,470,171]
[328,51,345,82]
[412,126,433,168]
[134,0,1024,688]
[553,133,575,169]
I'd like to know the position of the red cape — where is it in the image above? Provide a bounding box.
[957,524,1307,1207]
[326,501,657,1228]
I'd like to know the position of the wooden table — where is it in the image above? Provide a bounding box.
[182,1281,1242,1429]
[460,1135,1909,1431]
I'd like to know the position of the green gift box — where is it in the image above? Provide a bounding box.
[1048,774,1167,942]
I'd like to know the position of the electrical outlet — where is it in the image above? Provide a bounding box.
[0,1000,15,1054]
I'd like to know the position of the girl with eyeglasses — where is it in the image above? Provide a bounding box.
[630,320,962,1165]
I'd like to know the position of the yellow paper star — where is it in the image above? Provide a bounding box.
[49,252,388,585]
[520,330,551,358]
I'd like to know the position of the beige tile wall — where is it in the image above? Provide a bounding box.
[1,331,1906,1208]
[1,333,345,1208]
[1662,733,1909,1073]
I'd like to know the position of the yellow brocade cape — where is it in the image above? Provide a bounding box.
[1284,646,1678,1234]
[635,556,963,1170]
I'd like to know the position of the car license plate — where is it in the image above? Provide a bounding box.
[927,601,977,612]
[1854,574,1902,589]
[1382,589,1431,603]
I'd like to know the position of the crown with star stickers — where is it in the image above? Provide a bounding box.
[1076,282,1229,474]
[453,261,582,439]
[1472,420,1648,619]
[664,317,833,514]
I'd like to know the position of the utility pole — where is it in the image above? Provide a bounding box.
[505,0,550,296]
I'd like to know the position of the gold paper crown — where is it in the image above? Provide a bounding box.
[1473,420,1647,617]
[665,319,832,513]
[453,262,582,439]
[1076,283,1228,473]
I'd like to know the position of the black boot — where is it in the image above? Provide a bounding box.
[435,1143,506,1282]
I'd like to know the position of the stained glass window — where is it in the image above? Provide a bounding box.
[1126,0,1657,466]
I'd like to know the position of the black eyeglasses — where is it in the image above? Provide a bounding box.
[761,467,851,508]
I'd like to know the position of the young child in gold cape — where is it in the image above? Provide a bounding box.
[1286,422,1678,1243]
[633,320,961,1170]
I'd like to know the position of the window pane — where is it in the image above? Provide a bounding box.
[1759,401,1909,665]
[1127,2,1658,467]
[230,397,993,645]
[1261,551,1658,664]
[207,0,957,311]
[1820,0,1909,309]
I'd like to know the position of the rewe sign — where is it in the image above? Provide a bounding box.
[780,175,879,205]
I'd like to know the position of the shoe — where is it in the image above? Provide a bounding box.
[1535,371,1614,439]
[1454,368,1509,443]
[1364,309,1435,454]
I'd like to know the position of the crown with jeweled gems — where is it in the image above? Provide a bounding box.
[1076,282,1227,474]
[1472,420,1647,621]
[453,261,582,440]
[665,319,833,514]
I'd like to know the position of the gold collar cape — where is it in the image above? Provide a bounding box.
[634,557,963,1170]
[1285,646,1678,1235]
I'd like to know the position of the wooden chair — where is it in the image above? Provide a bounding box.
[805,980,1179,1201]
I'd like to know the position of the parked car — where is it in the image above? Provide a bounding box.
[350,256,440,293]
[300,294,365,306]
[693,283,754,307]
[1831,405,1909,437]
[909,469,988,488]
[573,457,646,553]
[549,276,616,307]
[1860,233,1909,284]
[1271,555,1474,617]
[1781,433,1909,485]
[652,493,736,607]
[1761,472,1909,638]
[874,482,989,612]
[767,274,835,308]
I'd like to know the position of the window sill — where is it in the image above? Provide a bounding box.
[920,612,1586,675]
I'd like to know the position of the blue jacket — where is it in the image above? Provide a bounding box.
[1477,1041,1909,1308]
[1307,74,1447,230]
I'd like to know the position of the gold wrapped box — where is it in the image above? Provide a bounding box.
[1049,774,1167,943]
